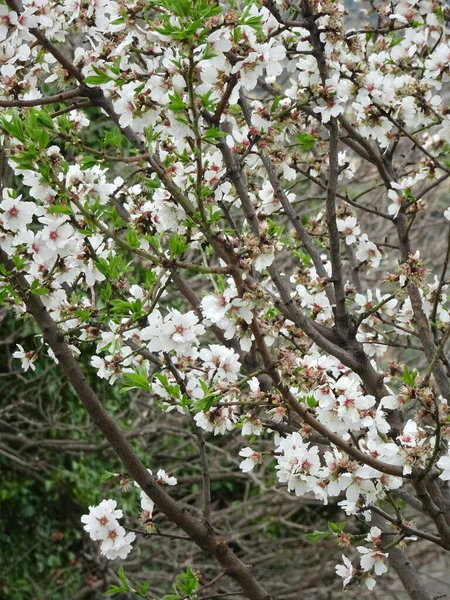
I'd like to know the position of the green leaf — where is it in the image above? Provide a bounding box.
[126,227,141,250]
[35,128,49,151]
[240,8,263,33]
[169,234,188,257]
[48,205,73,215]
[30,286,50,296]
[105,567,132,594]
[270,95,283,113]
[402,365,418,388]
[306,529,333,542]
[105,585,126,595]
[136,580,151,595]
[328,521,346,533]
[388,34,404,48]
[0,263,10,277]
[110,16,126,26]
[80,155,99,170]
[132,298,143,319]
[295,133,316,151]
[203,125,227,145]
[144,124,162,145]
[103,127,122,149]
[1,110,26,143]
[175,565,199,596]
[36,109,55,130]
[292,248,312,266]
[84,66,113,85]
[168,91,187,113]
[193,393,217,412]
[100,281,113,302]
[30,280,49,296]
[305,394,317,408]
[154,373,181,399]
[100,471,118,483]
[12,255,26,271]
[117,567,128,586]
[198,88,216,111]
[120,367,152,394]
[110,300,132,313]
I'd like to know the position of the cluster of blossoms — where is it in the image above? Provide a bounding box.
[269,430,403,509]
[2,0,450,594]
[336,527,389,591]
[82,468,177,559]
[81,499,136,560]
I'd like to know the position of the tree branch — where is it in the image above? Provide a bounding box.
[0,248,272,600]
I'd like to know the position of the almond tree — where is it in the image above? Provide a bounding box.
[1,0,450,598]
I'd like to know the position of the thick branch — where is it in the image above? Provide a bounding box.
[0,88,82,107]
[325,117,348,330]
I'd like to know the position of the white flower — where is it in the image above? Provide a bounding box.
[275,433,322,498]
[39,215,74,251]
[199,345,241,382]
[338,500,358,516]
[91,355,121,384]
[337,216,361,246]
[437,454,450,481]
[141,309,204,355]
[165,309,203,345]
[21,170,56,203]
[399,420,419,447]
[357,547,389,576]
[231,52,264,91]
[0,190,38,232]
[13,344,38,371]
[254,247,275,272]
[113,82,139,128]
[366,527,382,544]
[355,234,381,268]
[335,555,354,587]
[241,413,263,436]
[194,406,237,435]
[0,6,17,42]
[313,99,346,123]
[139,491,155,517]
[380,395,402,410]
[259,180,283,215]
[364,575,376,590]
[201,293,229,323]
[81,499,123,541]
[313,75,349,123]
[101,528,136,560]
[256,39,286,78]
[239,447,262,472]
[156,469,177,486]
[387,188,404,218]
